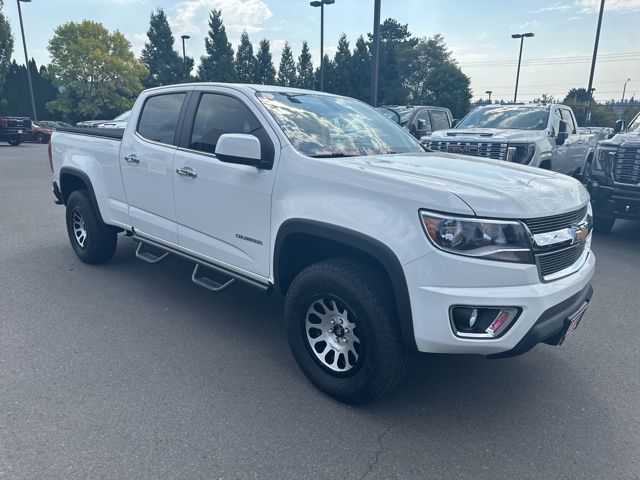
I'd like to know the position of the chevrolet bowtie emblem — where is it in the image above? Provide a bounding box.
[570,223,590,243]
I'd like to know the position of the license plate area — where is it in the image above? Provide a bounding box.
[559,301,589,344]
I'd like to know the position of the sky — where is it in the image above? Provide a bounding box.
[3,0,640,102]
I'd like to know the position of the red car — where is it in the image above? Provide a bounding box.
[27,123,54,144]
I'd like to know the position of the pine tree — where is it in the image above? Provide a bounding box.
[315,54,337,93]
[141,9,185,87]
[254,39,276,85]
[235,31,255,83]
[350,36,370,102]
[277,42,297,87]
[0,0,13,106]
[198,9,236,82]
[333,34,352,97]
[296,41,314,89]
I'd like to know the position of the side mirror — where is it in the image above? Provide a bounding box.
[613,119,625,135]
[556,120,568,145]
[451,119,459,128]
[215,134,268,169]
[419,135,431,146]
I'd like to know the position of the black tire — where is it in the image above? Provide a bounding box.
[7,137,22,146]
[593,213,615,234]
[284,258,408,404]
[65,190,117,263]
[35,133,46,144]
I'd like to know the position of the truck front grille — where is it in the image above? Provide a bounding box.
[613,147,640,186]
[536,243,587,279]
[428,141,508,161]
[521,206,588,234]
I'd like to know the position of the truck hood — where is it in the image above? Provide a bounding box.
[335,152,588,219]
[431,128,548,142]
[600,132,640,148]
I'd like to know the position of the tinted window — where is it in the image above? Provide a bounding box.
[137,93,185,145]
[560,109,577,133]
[430,110,450,131]
[190,94,263,154]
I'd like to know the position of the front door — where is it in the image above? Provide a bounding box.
[172,88,278,278]
[120,91,189,244]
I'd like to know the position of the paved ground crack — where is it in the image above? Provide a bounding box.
[360,423,393,480]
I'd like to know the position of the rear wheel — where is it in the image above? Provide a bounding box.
[65,190,117,263]
[284,258,408,404]
[35,133,46,144]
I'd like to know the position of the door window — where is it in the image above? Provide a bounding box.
[137,93,186,145]
[190,94,265,155]
[560,109,577,134]
[430,110,451,131]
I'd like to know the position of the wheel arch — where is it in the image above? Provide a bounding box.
[274,219,417,350]
[59,167,106,224]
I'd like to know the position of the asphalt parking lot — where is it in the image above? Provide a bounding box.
[1,143,639,479]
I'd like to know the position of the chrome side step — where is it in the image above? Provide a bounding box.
[191,264,235,292]
[135,242,170,264]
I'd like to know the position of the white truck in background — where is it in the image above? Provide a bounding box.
[429,104,597,180]
[49,84,595,404]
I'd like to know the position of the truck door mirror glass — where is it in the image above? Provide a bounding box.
[613,119,625,135]
[556,120,568,145]
[215,134,266,168]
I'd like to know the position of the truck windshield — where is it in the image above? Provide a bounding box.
[256,92,422,157]
[457,106,549,131]
[628,115,640,134]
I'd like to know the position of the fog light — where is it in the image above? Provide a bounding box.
[450,306,520,339]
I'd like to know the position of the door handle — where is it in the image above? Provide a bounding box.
[176,167,197,178]
[124,154,140,164]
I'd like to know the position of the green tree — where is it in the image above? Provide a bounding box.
[421,62,471,118]
[333,34,352,96]
[277,41,297,87]
[349,36,370,102]
[315,54,337,93]
[2,60,58,118]
[235,31,255,83]
[198,9,236,82]
[47,20,147,122]
[296,40,314,89]
[254,39,276,85]
[141,9,185,87]
[0,0,14,106]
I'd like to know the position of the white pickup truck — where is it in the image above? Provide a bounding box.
[428,104,597,179]
[50,84,595,403]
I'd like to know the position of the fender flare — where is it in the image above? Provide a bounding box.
[274,219,417,350]
[59,166,106,224]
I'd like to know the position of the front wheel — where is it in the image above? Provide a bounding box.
[35,133,46,144]
[284,258,408,404]
[65,190,118,263]
[7,137,22,146]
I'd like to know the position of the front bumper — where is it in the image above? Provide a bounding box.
[589,181,640,220]
[403,249,596,356]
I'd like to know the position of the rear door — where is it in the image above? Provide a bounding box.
[120,91,190,244]
[172,87,279,278]
[560,108,588,175]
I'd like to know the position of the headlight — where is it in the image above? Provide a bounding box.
[420,211,533,263]
[595,148,617,171]
[507,143,536,164]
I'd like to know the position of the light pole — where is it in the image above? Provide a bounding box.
[371,0,381,106]
[181,35,190,80]
[586,0,605,126]
[16,0,37,121]
[621,78,631,103]
[310,0,334,92]
[486,90,493,103]
[511,32,534,104]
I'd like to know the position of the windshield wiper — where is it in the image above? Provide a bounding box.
[308,152,355,158]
